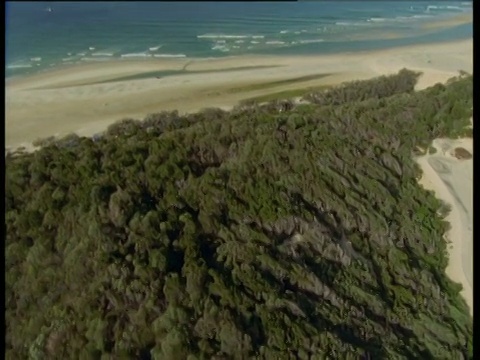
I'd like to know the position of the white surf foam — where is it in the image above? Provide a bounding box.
[120,52,152,58]
[367,17,388,22]
[446,5,464,10]
[335,21,370,27]
[211,44,230,52]
[412,14,434,19]
[149,45,163,51]
[265,41,286,45]
[366,14,438,24]
[92,52,115,57]
[298,39,325,44]
[7,64,33,69]
[198,34,265,40]
[198,34,249,39]
[80,57,112,62]
[426,5,464,12]
[153,54,187,58]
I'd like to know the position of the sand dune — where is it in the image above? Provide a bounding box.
[415,131,473,315]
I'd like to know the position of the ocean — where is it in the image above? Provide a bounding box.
[5,1,473,78]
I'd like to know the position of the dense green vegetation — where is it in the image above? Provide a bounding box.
[5,69,473,359]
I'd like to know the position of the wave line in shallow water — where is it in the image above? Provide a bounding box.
[153,54,187,58]
[198,34,265,40]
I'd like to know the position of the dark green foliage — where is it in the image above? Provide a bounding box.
[5,70,473,359]
[303,68,421,105]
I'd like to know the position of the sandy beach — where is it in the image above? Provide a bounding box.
[415,132,473,315]
[6,39,472,149]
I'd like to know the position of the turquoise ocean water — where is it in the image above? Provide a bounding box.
[5,1,473,78]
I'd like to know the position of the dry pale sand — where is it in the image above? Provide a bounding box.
[6,39,472,149]
[415,127,473,315]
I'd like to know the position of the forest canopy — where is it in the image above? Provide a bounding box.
[5,69,473,359]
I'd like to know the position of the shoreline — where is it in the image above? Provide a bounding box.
[5,39,473,148]
[5,33,472,87]
[7,40,472,152]
[6,9,472,83]
[6,39,472,150]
